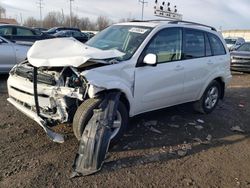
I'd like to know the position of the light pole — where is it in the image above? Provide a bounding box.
[37,0,43,27]
[139,0,148,20]
[69,0,74,27]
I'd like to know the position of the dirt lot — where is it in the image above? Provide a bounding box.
[0,73,250,188]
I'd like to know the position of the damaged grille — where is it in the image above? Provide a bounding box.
[14,66,56,86]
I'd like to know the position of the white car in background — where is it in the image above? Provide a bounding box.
[7,20,232,144]
[225,37,245,51]
[0,36,30,74]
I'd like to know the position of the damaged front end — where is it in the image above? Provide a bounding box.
[7,38,125,143]
[8,61,89,143]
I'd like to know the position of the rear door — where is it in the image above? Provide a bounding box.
[134,27,185,114]
[13,27,40,44]
[181,29,213,102]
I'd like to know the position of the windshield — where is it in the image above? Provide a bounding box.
[225,38,236,45]
[47,27,57,32]
[86,25,152,61]
[237,43,250,52]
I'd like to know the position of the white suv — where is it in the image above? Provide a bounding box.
[7,20,232,143]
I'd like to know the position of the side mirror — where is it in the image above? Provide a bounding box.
[143,54,157,66]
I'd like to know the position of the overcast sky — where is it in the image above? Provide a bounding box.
[1,0,250,30]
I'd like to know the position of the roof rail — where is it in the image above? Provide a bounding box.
[130,19,176,23]
[130,19,217,31]
[169,20,217,31]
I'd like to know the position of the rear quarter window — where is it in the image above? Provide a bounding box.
[208,33,226,56]
[183,29,205,59]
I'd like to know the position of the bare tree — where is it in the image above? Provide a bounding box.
[77,17,95,30]
[96,15,111,31]
[24,17,40,27]
[118,18,134,23]
[21,11,119,31]
[64,14,80,28]
[43,11,63,29]
[0,5,6,18]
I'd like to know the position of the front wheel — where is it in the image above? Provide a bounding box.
[193,80,221,114]
[73,98,128,144]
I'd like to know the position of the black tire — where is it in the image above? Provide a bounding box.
[73,98,128,144]
[193,80,221,114]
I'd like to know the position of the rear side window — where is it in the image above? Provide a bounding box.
[208,33,226,55]
[0,27,12,35]
[16,28,35,36]
[183,29,205,59]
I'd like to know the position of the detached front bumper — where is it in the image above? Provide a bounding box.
[7,98,64,143]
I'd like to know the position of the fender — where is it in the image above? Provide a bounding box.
[81,69,135,116]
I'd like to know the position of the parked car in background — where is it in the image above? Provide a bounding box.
[231,42,250,72]
[33,27,48,33]
[44,27,81,35]
[54,30,89,43]
[0,36,30,73]
[225,37,245,51]
[0,24,53,45]
[86,32,95,39]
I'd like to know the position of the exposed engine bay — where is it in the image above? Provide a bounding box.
[8,61,109,126]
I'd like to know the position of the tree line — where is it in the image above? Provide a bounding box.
[24,12,114,31]
[0,5,132,31]
[24,12,132,31]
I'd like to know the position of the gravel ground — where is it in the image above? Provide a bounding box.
[0,72,250,188]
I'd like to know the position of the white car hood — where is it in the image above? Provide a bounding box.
[27,37,124,67]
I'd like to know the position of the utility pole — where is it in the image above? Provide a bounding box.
[37,0,43,27]
[139,0,148,20]
[20,13,23,25]
[69,0,74,27]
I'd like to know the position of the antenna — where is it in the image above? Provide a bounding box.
[139,0,148,20]
[37,0,44,27]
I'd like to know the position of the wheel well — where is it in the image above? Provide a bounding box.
[214,77,225,99]
[95,89,130,111]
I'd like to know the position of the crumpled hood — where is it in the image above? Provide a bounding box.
[27,37,124,67]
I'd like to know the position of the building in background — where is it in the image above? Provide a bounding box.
[222,30,250,42]
[0,18,18,24]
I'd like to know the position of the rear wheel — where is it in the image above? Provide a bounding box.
[73,98,128,144]
[193,80,221,114]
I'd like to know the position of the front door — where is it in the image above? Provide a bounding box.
[134,27,185,114]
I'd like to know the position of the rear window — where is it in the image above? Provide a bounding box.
[0,27,12,35]
[208,33,226,56]
[183,29,205,59]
